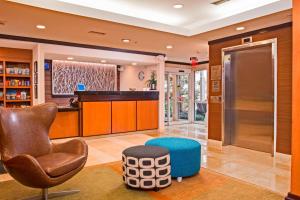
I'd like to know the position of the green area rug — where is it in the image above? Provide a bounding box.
[0,162,283,200]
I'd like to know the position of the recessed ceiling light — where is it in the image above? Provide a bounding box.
[122,39,131,43]
[173,4,184,9]
[36,24,46,29]
[132,62,137,66]
[67,57,74,60]
[101,60,107,63]
[166,45,173,49]
[236,26,245,31]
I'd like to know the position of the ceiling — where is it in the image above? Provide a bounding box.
[8,0,292,36]
[0,1,292,62]
[45,53,156,66]
[0,38,157,66]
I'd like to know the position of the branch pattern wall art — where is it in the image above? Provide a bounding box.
[52,60,116,95]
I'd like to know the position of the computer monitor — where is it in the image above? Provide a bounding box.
[77,83,86,91]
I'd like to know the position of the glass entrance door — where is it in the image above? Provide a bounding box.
[176,74,189,121]
[165,73,190,125]
[194,70,208,123]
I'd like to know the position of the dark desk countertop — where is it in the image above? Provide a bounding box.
[74,91,159,102]
[57,106,79,112]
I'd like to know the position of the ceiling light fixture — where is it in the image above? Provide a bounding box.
[132,62,137,66]
[173,4,184,9]
[67,57,74,60]
[122,39,131,43]
[101,60,107,63]
[36,24,46,29]
[236,26,245,31]
[166,45,173,49]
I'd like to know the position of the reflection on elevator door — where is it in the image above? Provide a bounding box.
[223,43,274,154]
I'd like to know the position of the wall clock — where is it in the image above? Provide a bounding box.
[138,71,145,80]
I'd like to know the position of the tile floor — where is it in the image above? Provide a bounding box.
[164,122,208,141]
[165,124,291,195]
[0,124,291,196]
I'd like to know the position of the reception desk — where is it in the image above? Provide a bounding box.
[75,91,159,137]
[49,106,80,139]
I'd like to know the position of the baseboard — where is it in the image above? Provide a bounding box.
[207,139,223,150]
[275,152,291,163]
[286,193,300,200]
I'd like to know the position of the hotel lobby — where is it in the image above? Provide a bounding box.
[0,0,299,200]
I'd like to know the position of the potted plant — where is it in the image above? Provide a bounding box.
[146,71,157,90]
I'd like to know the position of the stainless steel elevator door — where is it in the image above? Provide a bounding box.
[224,44,274,153]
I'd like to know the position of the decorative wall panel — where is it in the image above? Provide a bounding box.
[52,60,116,95]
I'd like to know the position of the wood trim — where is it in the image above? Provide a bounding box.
[79,102,83,137]
[291,0,300,196]
[0,34,165,57]
[286,193,300,200]
[165,60,209,66]
[197,61,209,65]
[166,61,191,66]
[208,22,292,45]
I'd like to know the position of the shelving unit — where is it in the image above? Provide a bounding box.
[0,61,3,107]
[0,60,32,108]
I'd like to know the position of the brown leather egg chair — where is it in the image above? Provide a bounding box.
[0,103,88,200]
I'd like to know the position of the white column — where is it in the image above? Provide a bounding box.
[173,75,178,121]
[189,70,195,123]
[32,44,45,105]
[156,55,165,133]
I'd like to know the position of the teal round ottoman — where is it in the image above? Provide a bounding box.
[145,137,201,182]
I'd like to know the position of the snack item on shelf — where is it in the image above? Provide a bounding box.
[3,62,31,107]
[16,91,21,100]
[21,92,27,100]
[6,64,30,75]
[6,79,31,87]
[0,63,3,74]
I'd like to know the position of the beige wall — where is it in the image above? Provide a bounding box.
[120,65,157,91]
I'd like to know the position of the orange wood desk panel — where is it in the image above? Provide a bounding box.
[49,111,79,139]
[112,101,137,133]
[82,102,111,136]
[137,100,158,131]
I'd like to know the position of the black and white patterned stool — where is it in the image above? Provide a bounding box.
[122,145,171,190]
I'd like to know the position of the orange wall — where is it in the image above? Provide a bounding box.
[291,0,300,196]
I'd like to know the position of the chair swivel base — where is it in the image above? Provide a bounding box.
[22,188,80,200]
